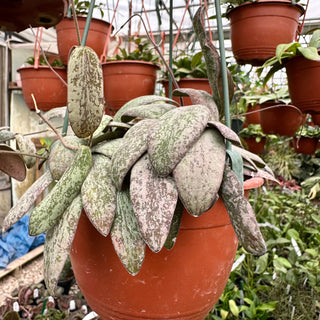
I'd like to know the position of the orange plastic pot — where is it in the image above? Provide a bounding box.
[102,60,159,116]
[226,1,304,66]
[162,78,212,106]
[17,66,67,111]
[70,178,263,320]
[243,137,266,154]
[286,54,320,114]
[56,16,113,65]
[292,137,318,155]
[245,104,261,124]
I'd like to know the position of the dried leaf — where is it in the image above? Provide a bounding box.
[173,129,225,216]
[111,189,145,275]
[81,154,116,236]
[148,105,210,176]
[130,153,178,252]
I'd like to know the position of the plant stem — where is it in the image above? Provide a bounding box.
[0,150,47,160]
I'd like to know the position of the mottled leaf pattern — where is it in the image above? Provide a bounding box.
[111,119,157,190]
[233,145,267,169]
[173,129,225,216]
[148,105,210,176]
[130,153,178,252]
[208,121,242,146]
[81,154,116,236]
[2,170,53,233]
[15,134,37,169]
[219,164,267,256]
[68,46,104,138]
[29,146,91,236]
[44,194,83,295]
[111,189,145,275]
[39,107,67,123]
[92,115,113,139]
[0,130,16,142]
[91,138,122,158]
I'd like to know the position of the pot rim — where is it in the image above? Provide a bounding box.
[162,78,209,83]
[60,15,114,30]
[226,0,305,19]
[17,65,67,72]
[102,60,160,69]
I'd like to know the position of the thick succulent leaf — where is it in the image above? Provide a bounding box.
[110,189,145,275]
[2,170,54,233]
[244,167,278,184]
[130,153,178,252]
[207,121,242,146]
[81,154,117,236]
[0,130,16,142]
[0,144,26,181]
[173,128,225,216]
[15,134,37,169]
[173,88,219,121]
[219,164,266,256]
[92,115,113,139]
[233,145,268,168]
[111,119,157,190]
[38,107,67,123]
[121,103,176,122]
[148,105,210,176]
[91,138,122,158]
[44,194,82,295]
[68,46,104,138]
[164,199,184,250]
[113,95,179,123]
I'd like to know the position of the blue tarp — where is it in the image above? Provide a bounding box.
[0,215,45,269]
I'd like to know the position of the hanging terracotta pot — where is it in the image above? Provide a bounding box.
[102,60,159,116]
[0,0,70,32]
[245,104,261,124]
[285,54,320,114]
[17,66,67,111]
[226,1,304,66]
[292,137,318,155]
[243,137,266,154]
[70,178,263,320]
[55,16,113,65]
[162,78,212,106]
[312,113,320,126]
[259,103,305,137]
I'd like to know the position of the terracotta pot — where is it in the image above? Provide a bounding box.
[56,16,113,65]
[226,1,304,66]
[162,78,212,106]
[17,66,67,111]
[245,104,261,124]
[243,137,266,154]
[259,103,305,137]
[70,178,263,320]
[312,113,320,126]
[102,60,159,116]
[0,0,69,32]
[292,137,318,155]
[286,54,320,114]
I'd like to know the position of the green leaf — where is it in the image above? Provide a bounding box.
[298,46,320,61]
[275,256,292,269]
[309,29,320,48]
[255,253,269,274]
[229,300,239,317]
[191,51,203,68]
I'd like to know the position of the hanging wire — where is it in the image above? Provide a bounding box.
[141,0,155,42]
[172,0,190,50]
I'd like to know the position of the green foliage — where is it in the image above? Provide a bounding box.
[239,124,266,139]
[25,56,64,67]
[73,0,105,18]
[296,124,320,138]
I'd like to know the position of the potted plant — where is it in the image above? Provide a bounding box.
[55,0,113,65]
[239,123,267,154]
[17,55,67,111]
[161,51,212,105]
[259,30,320,114]
[292,124,320,155]
[102,36,160,115]
[224,0,305,66]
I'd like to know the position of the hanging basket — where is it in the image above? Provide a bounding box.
[70,178,263,320]
[243,137,266,154]
[292,137,319,155]
[226,0,304,66]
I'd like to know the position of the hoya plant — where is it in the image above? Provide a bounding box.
[1,7,275,295]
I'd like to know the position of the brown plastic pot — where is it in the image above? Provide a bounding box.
[226,0,304,66]
[102,60,159,116]
[259,103,305,137]
[243,137,266,154]
[292,137,319,155]
[162,78,212,106]
[70,177,263,320]
[17,66,67,111]
[55,16,113,65]
[245,104,261,124]
[286,54,320,114]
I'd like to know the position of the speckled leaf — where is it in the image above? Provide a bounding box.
[2,170,54,233]
[233,145,268,169]
[15,134,37,169]
[173,128,225,216]
[44,194,82,295]
[113,95,179,123]
[164,199,184,250]
[91,138,122,158]
[110,189,145,275]
[0,130,16,142]
[130,153,178,252]
[121,103,176,122]
[68,46,104,138]
[148,105,210,176]
[173,88,219,121]
[39,107,67,123]
[219,164,266,256]
[111,119,157,190]
[208,121,242,146]
[0,144,26,181]
[81,154,116,236]
[92,115,113,139]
